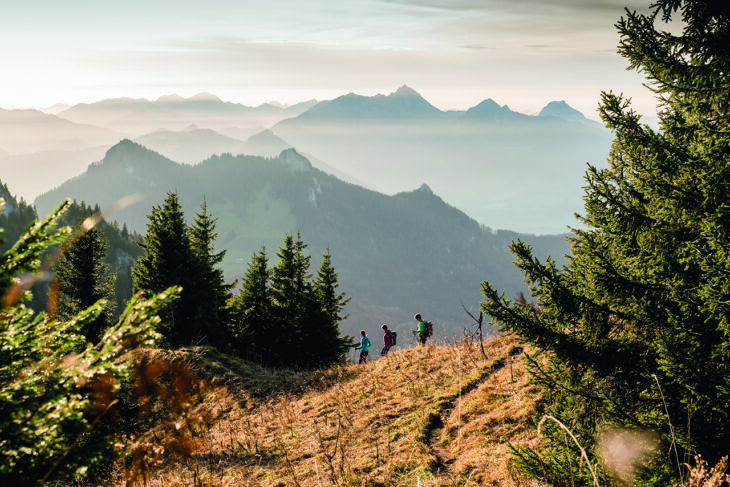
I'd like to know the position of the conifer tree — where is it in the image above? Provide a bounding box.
[270,234,312,365]
[0,181,37,253]
[230,247,272,362]
[189,199,233,348]
[133,192,198,346]
[52,226,115,343]
[481,1,730,483]
[231,235,349,367]
[312,248,351,365]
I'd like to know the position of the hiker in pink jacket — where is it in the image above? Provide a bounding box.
[381,323,394,356]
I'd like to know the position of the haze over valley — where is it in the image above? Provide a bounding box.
[30,139,568,337]
[0,86,614,334]
[3,87,611,232]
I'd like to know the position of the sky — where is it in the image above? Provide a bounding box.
[0,0,658,119]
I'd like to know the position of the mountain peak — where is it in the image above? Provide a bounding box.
[467,98,501,113]
[464,98,525,120]
[287,85,440,122]
[390,85,422,98]
[103,139,173,164]
[189,92,222,102]
[538,100,586,120]
[417,183,433,194]
[107,138,144,154]
[279,148,312,172]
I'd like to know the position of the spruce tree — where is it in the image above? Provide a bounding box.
[481,1,730,483]
[230,247,272,362]
[0,181,37,253]
[133,192,197,346]
[312,248,351,365]
[265,234,351,368]
[52,226,115,343]
[189,199,233,348]
[270,234,311,365]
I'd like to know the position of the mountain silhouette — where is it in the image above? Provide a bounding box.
[290,85,442,122]
[0,108,119,154]
[538,100,588,120]
[35,140,569,336]
[272,88,611,233]
[135,127,247,164]
[464,99,527,120]
[58,95,317,134]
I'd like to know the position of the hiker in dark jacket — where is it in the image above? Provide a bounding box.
[354,330,371,364]
[381,323,394,356]
[414,313,428,345]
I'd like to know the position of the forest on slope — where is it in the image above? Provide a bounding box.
[35,143,569,337]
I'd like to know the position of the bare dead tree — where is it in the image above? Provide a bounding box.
[461,300,488,361]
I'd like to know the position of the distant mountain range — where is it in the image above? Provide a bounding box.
[0,108,119,154]
[284,85,595,125]
[35,140,570,338]
[3,86,612,233]
[273,85,612,233]
[134,125,248,165]
[57,93,318,134]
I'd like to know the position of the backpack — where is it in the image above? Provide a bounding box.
[390,331,397,346]
[425,321,434,338]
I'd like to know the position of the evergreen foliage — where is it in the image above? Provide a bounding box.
[230,247,273,362]
[0,181,37,254]
[47,201,144,318]
[270,234,311,365]
[133,193,235,348]
[481,1,730,484]
[189,199,234,349]
[0,189,144,318]
[0,198,178,484]
[231,235,350,368]
[133,192,200,346]
[52,224,116,343]
[313,248,352,364]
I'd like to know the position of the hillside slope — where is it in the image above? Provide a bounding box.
[136,335,545,486]
[35,141,570,337]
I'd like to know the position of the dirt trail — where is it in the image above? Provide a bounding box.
[424,347,523,480]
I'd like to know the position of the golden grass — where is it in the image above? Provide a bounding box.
[124,334,547,486]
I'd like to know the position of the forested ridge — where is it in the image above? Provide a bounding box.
[35,142,571,337]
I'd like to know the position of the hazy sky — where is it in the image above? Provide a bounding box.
[1,0,657,119]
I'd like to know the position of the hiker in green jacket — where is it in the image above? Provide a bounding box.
[354,330,371,364]
[414,313,428,345]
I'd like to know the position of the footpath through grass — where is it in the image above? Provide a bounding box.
[123,334,545,486]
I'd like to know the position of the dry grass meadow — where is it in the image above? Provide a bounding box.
[115,334,548,486]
